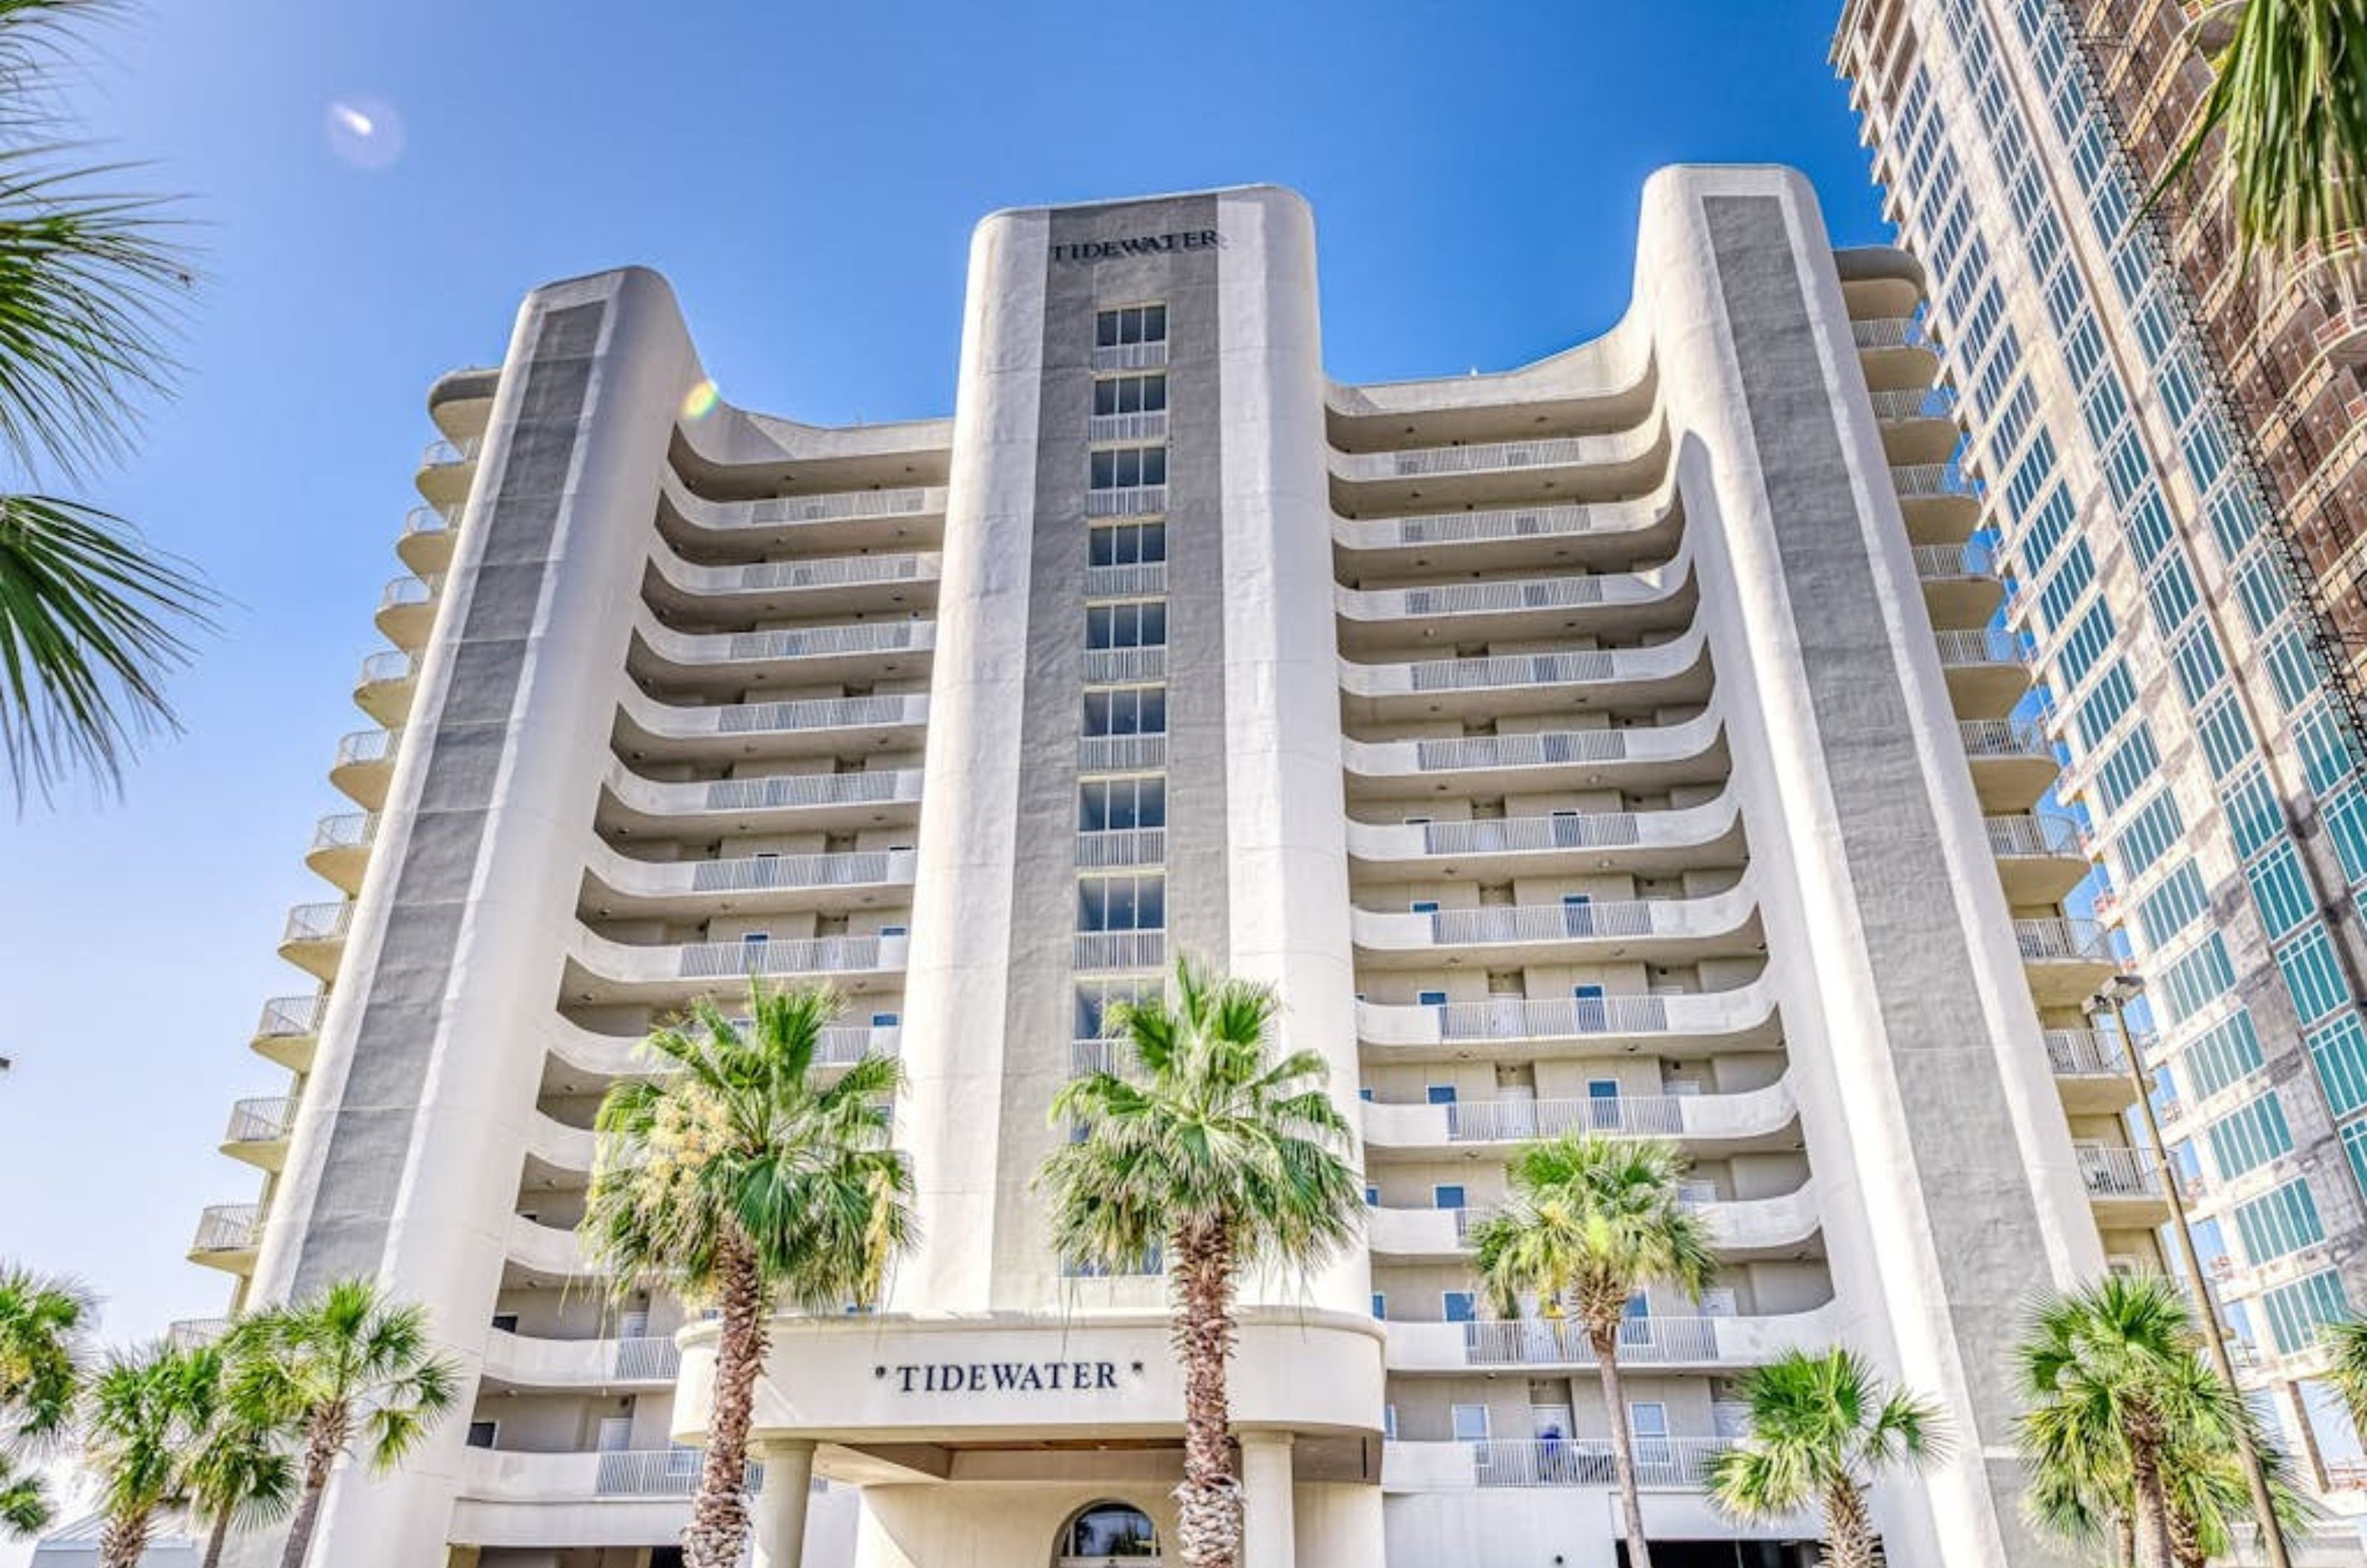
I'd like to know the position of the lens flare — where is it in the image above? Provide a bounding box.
[325,95,405,170]
[681,379,720,422]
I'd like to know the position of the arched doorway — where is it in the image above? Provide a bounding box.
[1054,1499,1160,1565]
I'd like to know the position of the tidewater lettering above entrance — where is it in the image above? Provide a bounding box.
[882,1359,1140,1393]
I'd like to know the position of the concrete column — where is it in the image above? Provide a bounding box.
[1238,1430,1296,1568]
[752,1440,818,1568]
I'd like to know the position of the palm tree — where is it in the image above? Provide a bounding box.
[2325,1315,2367,1432]
[583,980,914,1568]
[0,1263,91,1535]
[1039,956,1363,1568]
[2013,1274,2245,1568]
[182,1334,297,1568]
[81,1340,211,1568]
[1703,1348,1947,1568]
[2162,0,2367,269]
[1467,1134,1717,1568]
[225,1279,458,1568]
[0,0,213,805]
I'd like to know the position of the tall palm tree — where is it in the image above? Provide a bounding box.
[182,1333,297,1568]
[1468,1134,1716,1568]
[1039,956,1363,1568]
[81,1340,211,1568]
[225,1278,457,1568]
[0,1263,91,1535]
[0,0,212,804]
[1704,1347,1948,1568]
[583,980,914,1568]
[2324,1315,2367,1432]
[2162,0,2367,268]
[2013,1274,2245,1568]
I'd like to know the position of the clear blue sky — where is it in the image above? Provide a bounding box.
[0,0,1885,1470]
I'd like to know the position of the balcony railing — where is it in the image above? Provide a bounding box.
[282,902,354,944]
[256,993,325,1039]
[311,811,377,853]
[701,622,933,666]
[402,504,460,538]
[1338,499,1666,552]
[2077,1145,2163,1199]
[674,485,940,533]
[1091,340,1167,373]
[1469,1436,1723,1489]
[224,1096,297,1144]
[610,1335,683,1382]
[696,769,917,814]
[1346,643,1695,698]
[1370,893,1746,951]
[1439,994,1672,1039]
[673,933,905,981]
[192,1204,263,1253]
[1891,462,1978,499]
[1081,646,1167,684]
[1866,385,1958,421]
[334,727,399,768]
[1088,410,1168,444]
[592,1447,754,1497]
[1441,1094,1711,1143]
[1075,930,1166,973]
[1083,561,1168,598]
[1348,574,1634,621]
[2015,917,2112,962]
[1076,828,1166,868]
[1078,734,1166,774]
[1454,1315,1746,1367]
[1957,717,2054,760]
[1354,435,1596,480]
[707,695,926,737]
[681,848,914,896]
[2045,1029,2130,1076]
[712,553,933,595]
[1934,628,2024,668]
[420,436,482,467]
[379,575,438,611]
[1910,540,1996,579]
[1851,317,1931,350]
[357,650,417,686]
[1985,814,2082,857]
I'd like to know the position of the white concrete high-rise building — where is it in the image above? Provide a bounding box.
[152,168,2160,1568]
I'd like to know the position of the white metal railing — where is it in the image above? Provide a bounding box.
[255,994,325,1038]
[681,487,937,532]
[1076,828,1166,868]
[1850,317,1930,350]
[1408,729,1634,772]
[224,1096,297,1143]
[1363,649,1626,695]
[610,1336,682,1382]
[1075,930,1166,973]
[1376,575,1616,619]
[192,1204,263,1252]
[1078,734,1166,774]
[698,769,916,813]
[334,727,398,768]
[719,554,931,594]
[2015,917,2112,962]
[1085,485,1166,518]
[1957,717,2053,759]
[282,902,354,943]
[1417,814,1645,856]
[1083,561,1167,598]
[592,1448,748,1497]
[379,575,439,611]
[1468,1436,1723,1488]
[712,623,933,665]
[311,811,377,853]
[683,849,912,895]
[402,504,460,538]
[1891,462,1978,499]
[357,650,416,686]
[1866,385,1958,419]
[814,1023,899,1064]
[1082,645,1167,684]
[1910,540,1996,579]
[2046,1029,2130,1076]
[1437,994,1672,1040]
[420,436,482,467]
[703,695,924,736]
[1985,814,2081,856]
[1091,341,1167,373]
[1459,1315,1726,1366]
[1411,898,1721,948]
[1360,436,1596,479]
[1089,410,1168,444]
[2077,1145,2164,1199]
[675,934,902,980]
[1349,502,1634,550]
[1446,1095,1688,1141]
[1934,627,2024,667]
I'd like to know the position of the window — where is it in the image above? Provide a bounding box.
[1088,445,1166,492]
[2116,791,2185,880]
[2133,862,2209,952]
[1095,304,1166,348]
[1086,600,1166,651]
[2224,768,2284,858]
[1432,1185,1467,1210]
[2344,1119,2367,1202]
[2317,1017,2367,1120]
[1078,777,1166,832]
[1443,1291,1477,1325]
[1371,1293,1387,1320]
[1088,521,1166,568]
[2178,1011,2264,1101]
[871,1011,899,1028]
[1082,686,1166,737]
[1384,1404,1398,1441]
[2277,924,2352,1025]
[2331,785,2367,886]
[489,1313,520,1334]
[1418,990,1448,1007]
[2193,694,2255,780]
[2158,934,2235,1025]
[1093,373,1167,416]
[1077,874,1165,933]
[465,1421,498,1450]
[1450,1404,1491,1442]
[2232,1180,2325,1265]
[1410,899,1441,916]
[2073,664,2135,748]
[2205,1092,2294,1180]
[2295,703,2356,794]
[2262,1270,2350,1356]
[2169,627,2227,706]
[2246,842,2315,940]
[1424,1084,1457,1104]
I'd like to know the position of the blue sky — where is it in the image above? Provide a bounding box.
[0,0,1885,1467]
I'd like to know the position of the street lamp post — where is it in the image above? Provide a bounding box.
[2087,973,2291,1568]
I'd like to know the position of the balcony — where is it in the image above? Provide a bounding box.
[1344,794,1744,881]
[398,504,462,575]
[643,548,941,621]
[252,993,325,1070]
[1911,539,2003,626]
[189,1203,263,1271]
[1985,813,2090,902]
[1327,422,1668,512]
[1362,1078,1797,1158]
[1358,979,1783,1058]
[598,760,923,839]
[1933,627,2030,717]
[1350,885,1760,969]
[1383,1437,1726,1492]
[1330,490,1684,572]
[1081,646,1166,684]
[1334,563,1693,651]
[278,901,354,981]
[1342,710,1727,796]
[1850,316,1933,352]
[1085,483,1165,519]
[479,1329,682,1392]
[1865,386,1958,425]
[1084,561,1168,598]
[561,928,910,1007]
[1889,462,1982,542]
[415,436,480,505]
[1089,410,1168,445]
[613,689,928,764]
[1956,717,2060,812]
[1077,827,1166,870]
[2044,1029,2138,1114]
[354,649,419,726]
[548,1016,899,1082]
[375,574,441,646]
[2014,917,2118,1006]
[581,842,917,919]
[1367,1183,1819,1262]
[1385,1305,1836,1374]
[1339,634,1711,722]
[629,617,936,692]
[305,811,378,895]
[656,476,947,555]
[330,726,400,810]
[1075,929,1167,974]
[2076,1144,2172,1225]
[220,1095,297,1170]
[506,1214,600,1283]
[1079,733,1167,774]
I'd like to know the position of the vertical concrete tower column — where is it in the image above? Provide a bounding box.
[1641,166,2101,1566]
[237,270,702,1565]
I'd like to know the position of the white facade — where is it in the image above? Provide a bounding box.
[157,169,2155,1568]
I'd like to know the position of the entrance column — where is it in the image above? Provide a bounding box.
[1238,1430,1296,1568]
[752,1439,818,1568]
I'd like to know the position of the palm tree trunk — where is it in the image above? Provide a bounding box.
[1172,1222,1242,1568]
[2165,1498,2206,1568]
[98,1510,149,1568]
[1590,1322,1652,1568]
[1820,1479,1880,1568]
[276,1436,335,1568]
[2114,1513,2135,1568]
[683,1235,768,1568]
[203,1505,232,1568]
[2127,1438,2175,1568]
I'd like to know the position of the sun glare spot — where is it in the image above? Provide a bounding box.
[681,379,721,422]
[325,96,405,170]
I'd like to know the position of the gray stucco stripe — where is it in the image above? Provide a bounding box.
[990,198,1226,1266]
[1702,197,2054,1447]
[294,300,604,1292]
